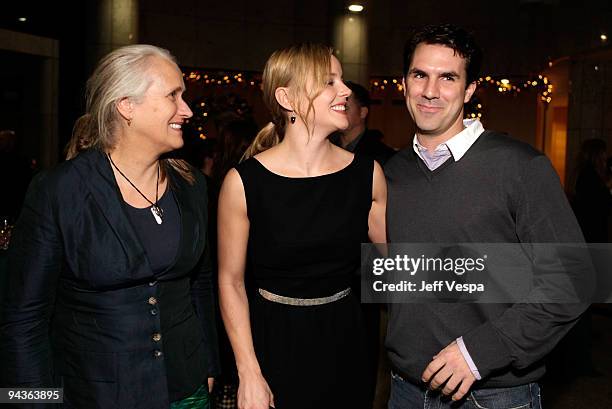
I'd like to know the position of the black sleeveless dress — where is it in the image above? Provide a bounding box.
[234,154,373,409]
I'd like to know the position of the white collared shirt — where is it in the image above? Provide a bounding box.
[412,119,485,170]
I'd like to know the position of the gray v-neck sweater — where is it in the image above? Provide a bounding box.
[384,130,587,387]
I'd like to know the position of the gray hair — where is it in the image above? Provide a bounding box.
[67,44,178,157]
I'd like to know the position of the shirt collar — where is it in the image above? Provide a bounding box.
[412,119,485,162]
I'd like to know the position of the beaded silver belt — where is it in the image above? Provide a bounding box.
[258,287,351,306]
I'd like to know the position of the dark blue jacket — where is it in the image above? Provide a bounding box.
[0,149,219,408]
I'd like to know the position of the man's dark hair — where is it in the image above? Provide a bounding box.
[344,81,370,109]
[403,24,482,86]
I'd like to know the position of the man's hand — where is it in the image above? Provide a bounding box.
[421,341,476,401]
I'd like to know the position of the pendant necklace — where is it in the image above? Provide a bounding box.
[107,153,164,224]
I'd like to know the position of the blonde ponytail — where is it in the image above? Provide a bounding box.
[242,122,280,160]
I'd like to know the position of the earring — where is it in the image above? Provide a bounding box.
[290,115,296,124]
[127,118,132,127]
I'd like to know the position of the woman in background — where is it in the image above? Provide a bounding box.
[549,138,612,380]
[572,138,611,242]
[218,43,386,409]
[0,44,219,408]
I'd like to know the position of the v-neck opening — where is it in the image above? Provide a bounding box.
[414,152,455,180]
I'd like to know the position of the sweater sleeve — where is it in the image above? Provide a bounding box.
[461,155,592,379]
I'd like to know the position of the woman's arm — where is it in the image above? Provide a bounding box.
[368,161,387,244]
[0,173,63,388]
[217,169,274,409]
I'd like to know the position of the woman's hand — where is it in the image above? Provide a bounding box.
[237,371,275,409]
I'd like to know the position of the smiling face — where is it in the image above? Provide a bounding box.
[403,43,476,143]
[309,55,351,135]
[130,56,193,154]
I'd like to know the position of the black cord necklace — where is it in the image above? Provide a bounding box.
[107,153,164,224]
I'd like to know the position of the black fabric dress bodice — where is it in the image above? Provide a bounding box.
[237,155,372,298]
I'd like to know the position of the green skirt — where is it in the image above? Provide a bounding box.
[170,384,210,409]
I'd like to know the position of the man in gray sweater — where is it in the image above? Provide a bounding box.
[384,24,589,408]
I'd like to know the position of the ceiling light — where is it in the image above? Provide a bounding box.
[348,4,364,12]
[18,17,27,22]
[601,34,608,41]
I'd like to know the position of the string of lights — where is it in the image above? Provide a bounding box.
[182,68,262,87]
[181,67,554,125]
[181,68,261,140]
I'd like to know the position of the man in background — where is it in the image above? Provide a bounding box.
[331,81,395,165]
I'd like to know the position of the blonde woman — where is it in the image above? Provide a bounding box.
[0,45,219,408]
[218,43,386,409]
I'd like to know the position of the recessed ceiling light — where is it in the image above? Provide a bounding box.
[18,17,27,22]
[601,34,608,41]
[348,4,364,12]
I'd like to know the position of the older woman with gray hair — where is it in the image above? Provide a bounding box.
[0,44,219,408]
